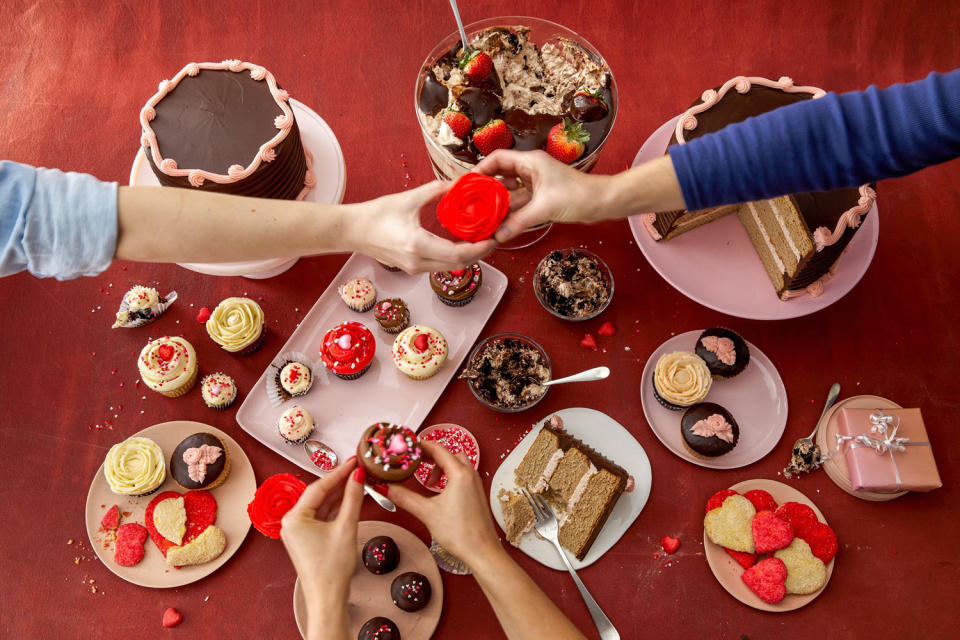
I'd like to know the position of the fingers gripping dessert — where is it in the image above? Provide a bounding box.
[357,423,422,482]
[418,24,616,176]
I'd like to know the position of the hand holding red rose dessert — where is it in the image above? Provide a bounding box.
[436,173,510,242]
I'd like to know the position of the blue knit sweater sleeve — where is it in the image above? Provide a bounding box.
[668,70,960,210]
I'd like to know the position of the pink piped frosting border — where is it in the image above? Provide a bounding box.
[674,75,878,301]
[139,60,314,200]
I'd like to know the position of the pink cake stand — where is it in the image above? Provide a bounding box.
[129,98,346,279]
[627,115,879,320]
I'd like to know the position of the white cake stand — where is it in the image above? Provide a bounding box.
[128,98,346,279]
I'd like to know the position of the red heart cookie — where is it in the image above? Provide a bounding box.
[799,521,838,563]
[705,489,739,514]
[114,522,148,567]
[741,557,788,604]
[743,489,778,513]
[724,547,757,569]
[752,510,795,554]
[145,490,218,556]
[774,502,818,539]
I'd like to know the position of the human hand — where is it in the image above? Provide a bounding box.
[280,458,365,640]
[474,150,612,243]
[347,181,496,273]
[388,441,503,569]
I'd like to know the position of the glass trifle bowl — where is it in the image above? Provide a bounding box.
[414,17,618,249]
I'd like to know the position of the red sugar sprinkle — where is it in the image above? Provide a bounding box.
[415,427,479,490]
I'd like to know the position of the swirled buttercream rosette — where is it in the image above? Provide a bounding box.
[246,473,306,539]
[436,173,510,242]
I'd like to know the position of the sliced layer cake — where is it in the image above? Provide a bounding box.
[641,76,876,300]
[500,420,628,560]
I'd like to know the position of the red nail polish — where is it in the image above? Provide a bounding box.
[352,466,366,483]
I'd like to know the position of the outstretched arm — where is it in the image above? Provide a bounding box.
[389,442,586,640]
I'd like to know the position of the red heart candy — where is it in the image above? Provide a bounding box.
[741,557,787,604]
[579,334,597,350]
[597,321,615,336]
[196,307,212,323]
[144,490,218,556]
[752,510,795,554]
[450,268,467,277]
[162,608,183,628]
[157,344,175,361]
[661,536,680,554]
[413,334,430,353]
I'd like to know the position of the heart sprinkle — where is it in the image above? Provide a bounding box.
[157,344,175,361]
[337,334,353,350]
[196,307,212,323]
[413,334,430,353]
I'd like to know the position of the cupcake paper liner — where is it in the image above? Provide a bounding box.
[437,292,476,307]
[430,539,472,576]
[201,373,238,410]
[278,426,313,446]
[377,261,402,272]
[236,326,267,357]
[159,368,198,398]
[112,289,178,329]
[651,372,685,411]
[266,350,316,407]
[333,361,372,381]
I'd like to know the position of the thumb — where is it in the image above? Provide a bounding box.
[494,202,549,243]
[387,484,433,524]
[408,179,451,206]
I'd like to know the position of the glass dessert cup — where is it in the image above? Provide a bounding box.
[463,332,552,413]
[415,17,619,250]
[414,423,480,493]
[533,247,615,321]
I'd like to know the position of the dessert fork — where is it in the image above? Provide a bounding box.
[520,488,620,640]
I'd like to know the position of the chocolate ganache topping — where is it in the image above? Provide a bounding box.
[171,433,226,489]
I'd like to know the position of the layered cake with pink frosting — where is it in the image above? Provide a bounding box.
[140,60,314,200]
[641,76,877,300]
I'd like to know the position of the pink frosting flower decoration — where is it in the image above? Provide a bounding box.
[701,335,736,366]
[691,414,735,443]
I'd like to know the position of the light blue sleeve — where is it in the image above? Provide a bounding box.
[0,160,118,279]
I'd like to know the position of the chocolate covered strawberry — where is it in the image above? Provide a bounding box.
[570,87,608,122]
[441,109,472,140]
[459,49,493,82]
[472,119,514,156]
[546,119,590,164]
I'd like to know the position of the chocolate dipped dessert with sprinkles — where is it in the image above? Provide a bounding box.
[357,423,422,482]
[362,536,400,575]
[391,571,432,612]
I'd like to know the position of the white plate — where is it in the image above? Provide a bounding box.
[640,330,788,469]
[128,98,347,279]
[489,407,652,570]
[235,253,507,475]
[626,115,879,320]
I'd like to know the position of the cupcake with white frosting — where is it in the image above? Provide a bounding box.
[652,351,712,410]
[138,336,198,397]
[206,297,266,356]
[111,285,177,329]
[277,406,315,445]
[200,372,238,410]
[392,325,448,380]
[339,277,377,312]
[104,436,167,496]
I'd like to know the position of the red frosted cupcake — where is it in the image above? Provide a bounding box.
[319,321,377,380]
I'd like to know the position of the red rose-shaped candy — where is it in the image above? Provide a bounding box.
[247,473,306,539]
[436,173,510,242]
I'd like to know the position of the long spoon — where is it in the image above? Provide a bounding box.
[304,440,397,513]
[448,0,470,52]
[542,366,610,387]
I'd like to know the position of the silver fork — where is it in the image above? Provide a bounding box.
[521,488,620,640]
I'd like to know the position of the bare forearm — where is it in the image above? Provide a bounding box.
[595,154,687,220]
[115,186,360,263]
[472,547,586,640]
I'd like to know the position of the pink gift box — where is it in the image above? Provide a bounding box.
[836,408,942,493]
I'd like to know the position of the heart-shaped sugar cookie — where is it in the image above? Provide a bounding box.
[774,538,827,595]
[145,490,218,556]
[704,494,756,553]
[741,557,787,604]
[752,510,794,554]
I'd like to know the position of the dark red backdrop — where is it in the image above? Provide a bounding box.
[1,1,959,638]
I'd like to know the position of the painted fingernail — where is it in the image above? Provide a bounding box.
[352,466,366,483]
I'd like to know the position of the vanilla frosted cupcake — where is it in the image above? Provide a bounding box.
[279,362,312,397]
[104,436,167,496]
[392,326,448,380]
[652,351,712,410]
[278,406,314,445]
[206,297,266,355]
[138,336,198,397]
[339,277,377,312]
[200,372,238,410]
[112,285,177,329]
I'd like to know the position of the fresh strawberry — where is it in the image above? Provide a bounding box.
[161,607,183,628]
[571,87,608,121]
[441,109,472,140]
[597,321,615,336]
[546,119,590,164]
[661,536,680,554]
[579,333,598,350]
[472,119,514,156]
[459,49,493,82]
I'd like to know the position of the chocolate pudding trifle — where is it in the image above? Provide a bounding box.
[416,18,617,181]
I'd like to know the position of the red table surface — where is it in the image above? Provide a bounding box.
[2,1,959,638]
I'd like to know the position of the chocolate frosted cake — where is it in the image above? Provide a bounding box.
[140,60,314,200]
[641,76,877,300]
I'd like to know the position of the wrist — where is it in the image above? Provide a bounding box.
[464,539,510,575]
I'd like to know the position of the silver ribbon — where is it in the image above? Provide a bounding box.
[834,409,930,492]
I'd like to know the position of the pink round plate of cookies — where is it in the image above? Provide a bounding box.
[703,479,837,612]
[84,421,256,588]
[293,521,443,639]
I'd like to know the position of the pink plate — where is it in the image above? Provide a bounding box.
[641,330,787,469]
[627,116,880,320]
[235,254,507,475]
[129,98,346,279]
